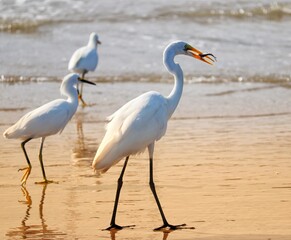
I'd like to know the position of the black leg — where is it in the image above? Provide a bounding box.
[104,156,134,231]
[80,72,85,96]
[149,157,169,226]
[21,138,32,167]
[149,157,189,231]
[78,72,87,107]
[35,137,54,184]
[19,138,33,185]
[39,137,47,180]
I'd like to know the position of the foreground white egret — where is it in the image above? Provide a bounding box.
[68,32,101,106]
[3,73,95,185]
[92,41,216,230]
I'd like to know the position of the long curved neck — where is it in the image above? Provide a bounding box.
[88,37,97,49]
[164,51,184,119]
[60,81,79,107]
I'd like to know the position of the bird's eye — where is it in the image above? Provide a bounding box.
[184,44,191,52]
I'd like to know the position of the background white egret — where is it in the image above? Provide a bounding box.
[68,32,101,106]
[3,73,95,186]
[92,41,216,231]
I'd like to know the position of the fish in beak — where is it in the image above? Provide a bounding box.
[184,44,217,65]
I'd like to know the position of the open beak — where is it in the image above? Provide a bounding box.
[186,45,216,65]
[78,77,96,85]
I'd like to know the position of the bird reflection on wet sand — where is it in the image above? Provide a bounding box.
[6,185,66,239]
[71,109,97,167]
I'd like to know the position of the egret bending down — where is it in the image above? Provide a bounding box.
[68,32,101,106]
[92,41,216,230]
[3,73,95,186]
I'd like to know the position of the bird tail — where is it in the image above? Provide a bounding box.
[92,134,130,174]
[3,129,9,138]
[3,126,17,139]
[92,143,123,174]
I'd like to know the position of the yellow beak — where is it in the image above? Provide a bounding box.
[187,45,216,65]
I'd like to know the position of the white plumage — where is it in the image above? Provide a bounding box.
[92,41,215,174]
[93,91,168,172]
[68,33,100,73]
[4,99,72,140]
[68,32,101,105]
[4,74,80,140]
[3,73,95,185]
[91,41,216,230]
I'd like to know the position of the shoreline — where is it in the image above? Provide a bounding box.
[0,73,291,85]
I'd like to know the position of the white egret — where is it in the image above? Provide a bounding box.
[68,32,101,106]
[92,41,216,231]
[3,73,95,186]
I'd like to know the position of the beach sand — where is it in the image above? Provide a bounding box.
[0,81,291,240]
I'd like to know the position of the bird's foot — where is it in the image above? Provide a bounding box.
[78,95,87,107]
[154,223,194,232]
[103,223,135,231]
[35,179,58,185]
[18,167,29,172]
[18,167,31,186]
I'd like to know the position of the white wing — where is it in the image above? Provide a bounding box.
[4,99,73,140]
[68,46,98,73]
[93,91,168,173]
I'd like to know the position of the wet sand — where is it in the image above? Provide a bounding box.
[0,81,291,240]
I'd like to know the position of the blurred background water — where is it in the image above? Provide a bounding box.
[0,0,290,82]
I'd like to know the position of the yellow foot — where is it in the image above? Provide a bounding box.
[35,179,58,185]
[18,167,29,171]
[18,167,31,186]
[78,95,87,107]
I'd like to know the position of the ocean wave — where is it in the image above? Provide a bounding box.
[185,74,291,84]
[1,74,290,85]
[0,19,47,33]
[1,2,290,33]
[97,2,291,23]
[0,75,60,83]
[152,2,291,22]
[172,111,291,121]
[0,18,92,33]
[0,0,92,33]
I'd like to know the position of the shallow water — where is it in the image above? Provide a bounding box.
[0,0,291,80]
[0,81,291,239]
